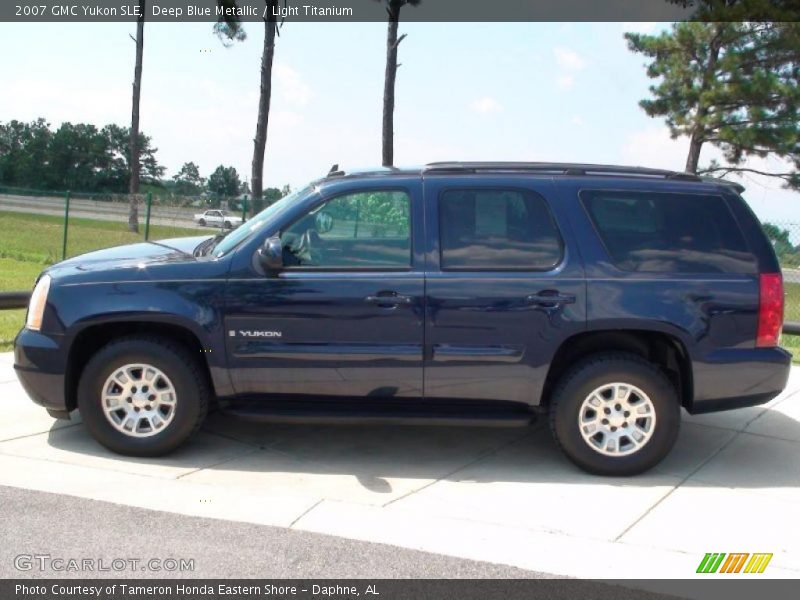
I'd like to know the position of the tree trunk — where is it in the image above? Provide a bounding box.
[685,130,704,173]
[382,3,401,167]
[128,0,145,233]
[251,0,278,215]
[684,24,723,175]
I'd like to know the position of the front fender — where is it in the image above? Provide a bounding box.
[46,278,234,397]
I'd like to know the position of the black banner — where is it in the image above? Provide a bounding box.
[4,0,800,23]
[3,580,800,600]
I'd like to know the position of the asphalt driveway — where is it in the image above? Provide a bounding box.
[1,351,799,579]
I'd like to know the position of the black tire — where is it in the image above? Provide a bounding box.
[224,221,232,229]
[549,353,680,476]
[198,219,206,226]
[77,336,209,457]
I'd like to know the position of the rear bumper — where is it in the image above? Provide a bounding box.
[688,347,792,414]
[13,328,69,414]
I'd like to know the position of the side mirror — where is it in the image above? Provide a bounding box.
[257,235,283,272]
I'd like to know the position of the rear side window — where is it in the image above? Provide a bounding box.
[439,189,562,270]
[581,190,756,274]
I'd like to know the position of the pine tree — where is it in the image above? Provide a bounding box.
[215,0,278,215]
[626,22,800,189]
[128,0,146,232]
[376,0,421,167]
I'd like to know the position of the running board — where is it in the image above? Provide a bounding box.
[220,400,537,427]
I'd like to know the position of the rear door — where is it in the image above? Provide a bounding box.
[422,176,586,405]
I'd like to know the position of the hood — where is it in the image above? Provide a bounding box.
[48,236,213,274]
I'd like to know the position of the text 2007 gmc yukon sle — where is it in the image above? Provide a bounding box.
[14,162,791,476]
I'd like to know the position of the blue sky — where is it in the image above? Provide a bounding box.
[1,21,798,224]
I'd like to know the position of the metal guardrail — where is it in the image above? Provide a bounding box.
[0,292,30,310]
[0,289,799,336]
[785,321,800,336]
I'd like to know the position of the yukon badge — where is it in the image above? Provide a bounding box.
[229,330,282,338]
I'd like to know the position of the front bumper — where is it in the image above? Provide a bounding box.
[14,328,69,414]
[688,346,792,414]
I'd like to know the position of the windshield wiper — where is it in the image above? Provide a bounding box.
[193,233,227,257]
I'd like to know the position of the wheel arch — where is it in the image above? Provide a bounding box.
[65,319,215,412]
[542,328,692,410]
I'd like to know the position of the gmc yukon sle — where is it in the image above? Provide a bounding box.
[14,162,791,475]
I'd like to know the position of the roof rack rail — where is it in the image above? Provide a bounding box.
[424,161,703,182]
[698,175,746,193]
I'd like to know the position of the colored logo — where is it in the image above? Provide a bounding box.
[696,553,773,574]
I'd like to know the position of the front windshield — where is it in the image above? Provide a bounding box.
[210,186,315,258]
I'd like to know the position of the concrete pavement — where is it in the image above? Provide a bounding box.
[0,486,554,579]
[1,350,799,580]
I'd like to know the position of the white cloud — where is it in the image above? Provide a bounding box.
[623,22,657,35]
[620,126,687,170]
[1,78,129,127]
[571,115,584,126]
[272,64,312,107]
[556,75,575,90]
[470,97,503,114]
[554,46,587,71]
[553,46,586,91]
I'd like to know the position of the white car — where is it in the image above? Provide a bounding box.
[193,210,242,229]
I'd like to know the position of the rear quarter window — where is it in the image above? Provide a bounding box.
[581,190,757,274]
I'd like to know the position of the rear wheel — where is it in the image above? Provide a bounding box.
[224,221,232,229]
[549,353,680,476]
[77,336,209,456]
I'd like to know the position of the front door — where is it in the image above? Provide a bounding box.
[224,182,425,399]
[422,177,586,405]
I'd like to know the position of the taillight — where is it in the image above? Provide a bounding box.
[756,273,784,348]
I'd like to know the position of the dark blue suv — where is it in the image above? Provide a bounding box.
[14,163,791,475]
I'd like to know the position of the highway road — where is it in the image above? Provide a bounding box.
[0,193,207,231]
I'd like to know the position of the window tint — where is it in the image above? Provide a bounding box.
[281,190,411,269]
[438,189,562,270]
[581,191,756,274]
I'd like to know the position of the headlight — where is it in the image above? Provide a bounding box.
[26,275,51,331]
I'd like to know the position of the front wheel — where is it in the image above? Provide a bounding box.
[77,336,209,456]
[549,353,680,476]
[224,221,232,229]
[198,219,206,226]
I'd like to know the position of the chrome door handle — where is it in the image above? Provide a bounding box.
[365,293,413,307]
[525,291,576,306]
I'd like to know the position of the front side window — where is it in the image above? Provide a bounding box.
[438,189,562,270]
[280,190,411,269]
[581,190,757,274]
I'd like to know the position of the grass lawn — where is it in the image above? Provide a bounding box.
[0,258,43,292]
[0,211,200,264]
[785,283,800,363]
[785,282,800,322]
[782,334,800,358]
[0,309,24,351]
[0,212,202,351]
